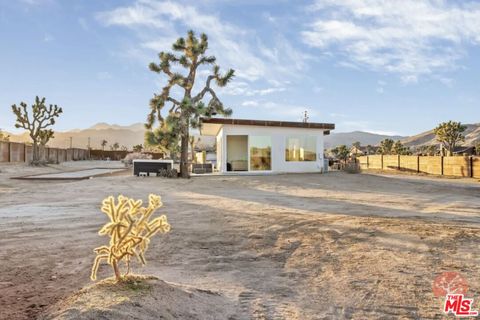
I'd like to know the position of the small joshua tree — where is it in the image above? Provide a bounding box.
[111,142,120,151]
[11,96,62,164]
[0,129,10,142]
[91,194,171,281]
[133,144,143,152]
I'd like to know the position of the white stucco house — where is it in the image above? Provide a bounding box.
[199,118,335,173]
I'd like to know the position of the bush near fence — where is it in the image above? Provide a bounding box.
[0,141,89,163]
[358,155,480,179]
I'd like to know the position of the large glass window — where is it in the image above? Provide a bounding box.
[285,136,317,161]
[250,136,271,171]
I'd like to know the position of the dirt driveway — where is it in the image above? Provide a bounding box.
[1,163,479,319]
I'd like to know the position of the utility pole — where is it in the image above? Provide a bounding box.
[302,110,309,123]
[69,136,73,149]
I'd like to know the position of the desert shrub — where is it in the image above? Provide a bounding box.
[122,152,152,166]
[91,194,171,281]
[157,168,178,178]
[344,162,361,174]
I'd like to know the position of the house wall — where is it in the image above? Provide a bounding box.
[216,127,223,171]
[216,124,326,173]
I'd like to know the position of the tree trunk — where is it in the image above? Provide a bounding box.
[112,259,122,281]
[180,132,189,178]
[32,141,39,164]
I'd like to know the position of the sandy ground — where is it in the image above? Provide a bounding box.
[1,161,480,319]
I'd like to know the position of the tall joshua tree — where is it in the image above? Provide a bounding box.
[101,139,108,151]
[434,121,467,156]
[146,30,234,178]
[11,96,62,164]
[379,138,394,155]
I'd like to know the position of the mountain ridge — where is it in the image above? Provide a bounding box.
[5,122,480,150]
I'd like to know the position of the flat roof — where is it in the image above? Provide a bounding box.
[200,118,335,132]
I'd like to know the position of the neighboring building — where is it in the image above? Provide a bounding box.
[452,146,476,156]
[200,118,335,173]
[350,145,380,156]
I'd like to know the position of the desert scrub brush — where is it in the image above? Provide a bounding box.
[91,194,171,281]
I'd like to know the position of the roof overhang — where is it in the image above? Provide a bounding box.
[200,118,335,136]
[200,122,223,136]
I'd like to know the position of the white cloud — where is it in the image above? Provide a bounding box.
[302,0,480,82]
[19,0,53,5]
[96,0,267,80]
[241,100,259,107]
[338,120,400,136]
[220,81,286,96]
[241,99,319,121]
[96,0,309,84]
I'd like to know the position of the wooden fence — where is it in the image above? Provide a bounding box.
[358,155,480,179]
[0,141,89,163]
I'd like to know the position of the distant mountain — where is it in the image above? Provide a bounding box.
[8,123,147,149]
[401,123,480,147]
[6,122,214,150]
[324,131,405,149]
[6,122,479,150]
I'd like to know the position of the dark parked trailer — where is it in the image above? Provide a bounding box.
[133,160,173,176]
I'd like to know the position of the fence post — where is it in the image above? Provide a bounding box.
[441,156,444,176]
[397,154,400,170]
[8,142,11,162]
[381,154,384,170]
[470,156,473,178]
[417,156,420,173]
[367,156,369,169]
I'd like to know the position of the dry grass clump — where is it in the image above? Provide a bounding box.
[91,194,170,281]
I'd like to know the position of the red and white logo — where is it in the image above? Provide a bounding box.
[433,272,478,317]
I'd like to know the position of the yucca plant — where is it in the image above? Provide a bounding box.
[91,194,171,281]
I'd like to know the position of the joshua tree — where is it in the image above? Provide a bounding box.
[146,30,234,178]
[0,129,10,142]
[111,142,120,151]
[120,145,128,151]
[331,145,350,163]
[476,142,480,156]
[101,139,108,151]
[91,194,170,281]
[11,96,62,164]
[133,144,143,152]
[392,140,409,155]
[434,121,467,156]
[379,138,394,155]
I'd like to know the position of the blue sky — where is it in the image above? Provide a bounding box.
[1,0,479,136]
